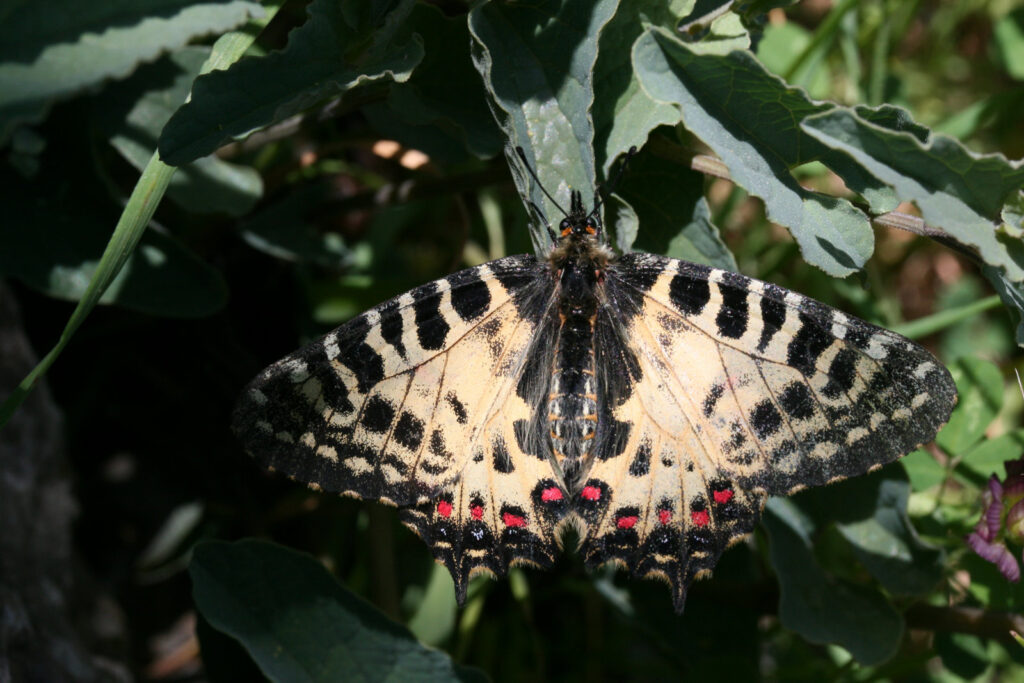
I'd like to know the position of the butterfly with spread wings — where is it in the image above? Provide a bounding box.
[232,157,957,613]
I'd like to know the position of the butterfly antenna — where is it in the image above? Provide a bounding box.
[527,199,558,242]
[589,146,638,221]
[516,146,568,217]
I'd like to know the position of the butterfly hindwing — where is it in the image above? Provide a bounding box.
[233,255,572,591]
[576,252,956,610]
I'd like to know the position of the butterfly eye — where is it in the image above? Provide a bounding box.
[559,218,572,237]
[585,221,597,235]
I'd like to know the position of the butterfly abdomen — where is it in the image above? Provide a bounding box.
[548,259,601,488]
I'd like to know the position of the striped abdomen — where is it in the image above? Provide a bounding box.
[548,311,598,487]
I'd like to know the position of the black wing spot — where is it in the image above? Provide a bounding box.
[750,400,783,439]
[628,441,652,477]
[823,348,858,399]
[492,435,514,474]
[413,282,450,351]
[702,383,725,417]
[378,299,406,360]
[445,391,468,424]
[361,395,395,434]
[448,269,491,321]
[337,316,385,393]
[715,274,749,339]
[669,265,711,315]
[429,429,453,459]
[779,382,815,420]
[757,290,787,352]
[394,411,424,450]
[787,310,832,374]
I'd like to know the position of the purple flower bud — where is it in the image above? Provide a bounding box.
[966,532,1021,582]
[1008,500,1024,544]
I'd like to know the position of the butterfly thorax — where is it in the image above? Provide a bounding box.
[546,192,613,489]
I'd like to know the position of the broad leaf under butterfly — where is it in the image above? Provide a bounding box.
[233,176,956,613]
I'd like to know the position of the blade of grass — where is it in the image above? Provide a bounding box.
[782,0,858,83]
[891,295,1003,339]
[0,4,281,429]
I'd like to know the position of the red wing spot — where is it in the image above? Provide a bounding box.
[470,505,484,519]
[437,500,453,518]
[713,489,734,504]
[658,509,672,525]
[541,487,564,502]
[691,509,710,527]
[502,512,527,528]
[617,516,638,529]
[581,486,602,501]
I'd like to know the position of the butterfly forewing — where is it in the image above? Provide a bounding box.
[233,255,573,591]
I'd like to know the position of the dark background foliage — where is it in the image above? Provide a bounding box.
[2,0,1024,681]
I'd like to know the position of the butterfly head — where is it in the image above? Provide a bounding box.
[557,190,601,241]
[548,190,614,275]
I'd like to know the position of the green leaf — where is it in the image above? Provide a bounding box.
[238,179,351,268]
[802,106,1024,284]
[818,471,944,596]
[0,0,264,145]
[936,357,1004,456]
[901,449,947,491]
[405,563,457,647]
[634,27,875,277]
[469,0,619,253]
[159,0,424,166]
[615,144,737,269]
[960,429,1024,481]
[0,13,268,429]
[190,540,485,683]
[935,632,992,680]
[593,1,695,177]
[763,498,903,666]
[97,47,263,216]
[363,4,502,162]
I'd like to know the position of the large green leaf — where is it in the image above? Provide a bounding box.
[363,3,502,162]
[592,0,696,177]
[797,469,944,596]
[802,106,1024,284]
[97,46,263,216]
[159,0,424,166]
[0,0,263,145]
[469,0,619,253]
[190,540,485,683]
[763,498,903,666]
[634,27,875,277]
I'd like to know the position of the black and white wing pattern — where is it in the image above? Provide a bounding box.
[234,255,571,599]
[234,235,956,613]
[576,253,956,611]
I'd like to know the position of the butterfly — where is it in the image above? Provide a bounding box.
[232,156,957,613]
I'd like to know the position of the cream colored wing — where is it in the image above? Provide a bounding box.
[576,252,956,612]
[233,255,570,599]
